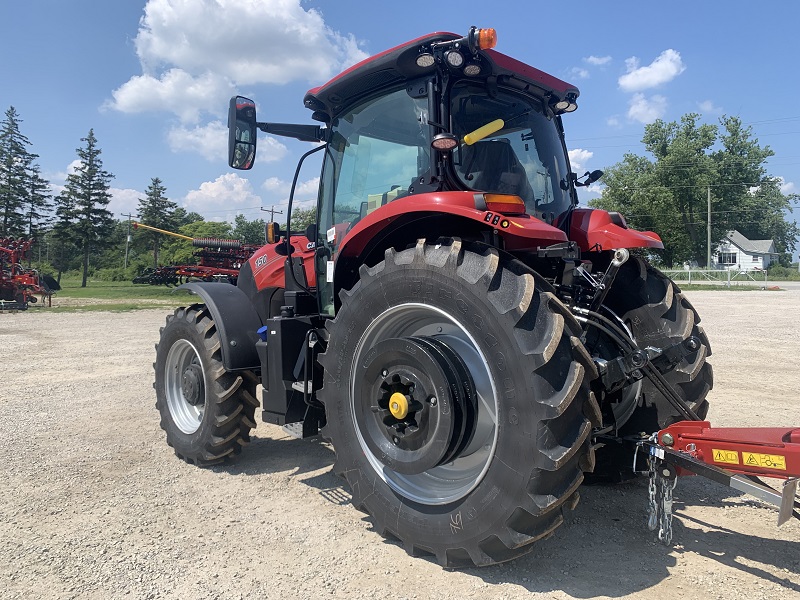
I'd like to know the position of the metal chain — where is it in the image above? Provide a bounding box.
[646,455,659,531]
[657,469,678,544]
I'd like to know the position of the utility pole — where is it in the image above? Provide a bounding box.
[260,205,284,222]
[122,212,138,269]
[707,186,712,269]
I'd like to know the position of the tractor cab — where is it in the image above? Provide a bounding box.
[229,28,589,315]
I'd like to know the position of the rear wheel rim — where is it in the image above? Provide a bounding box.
[164,339,206,434]
[350,303,498,505]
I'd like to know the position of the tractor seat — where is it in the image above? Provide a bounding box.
[461,140,535,204]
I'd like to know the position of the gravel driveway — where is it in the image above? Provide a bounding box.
[1,289,798,599]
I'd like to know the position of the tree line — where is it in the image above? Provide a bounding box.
[5,104,796,284]
[0,106,316,287]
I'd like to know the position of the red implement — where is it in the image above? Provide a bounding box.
[657,420,800,479]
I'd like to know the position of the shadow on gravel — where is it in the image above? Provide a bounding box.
[214,435,798,595]
[463,478,799,597]
[212,433,335,478]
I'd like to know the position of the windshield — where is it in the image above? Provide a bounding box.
[450,81,572,223]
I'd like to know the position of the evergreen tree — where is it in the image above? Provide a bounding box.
[54,129,115,287]
[137,177,178,267]
[0,106,52,238]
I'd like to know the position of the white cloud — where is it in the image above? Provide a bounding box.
[627,93,667,124]
[109,188,144,219]
[607,116,621,127]
[569,67,589,79]
[168,121,228,161]
[109,0,368,121]
[586,182,604,196]
[778,177,797,195]
[585,55,612,66]
[568,148,594,173]
[182,173,263,221]
[261,175,319,210]
[618,49,685,92]
[697,100,722,115]
[109,70,233,123]
[166,120,287,163]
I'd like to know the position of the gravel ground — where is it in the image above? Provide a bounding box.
[1,289,798,600]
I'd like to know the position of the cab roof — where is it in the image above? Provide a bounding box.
[303,31,579,119]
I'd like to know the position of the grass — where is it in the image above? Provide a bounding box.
[41,277,195,312]
[23,273,785,314]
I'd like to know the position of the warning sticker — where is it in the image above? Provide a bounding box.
[712,449,739,465]
[742,452,786,471]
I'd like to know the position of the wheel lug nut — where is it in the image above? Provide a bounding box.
[408,385,414,393]
[430,396,437,406]
[392,437,399,445]
[381,369,388,377]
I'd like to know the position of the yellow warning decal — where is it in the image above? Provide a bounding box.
[712,449,739,465]
[742,452,787,471]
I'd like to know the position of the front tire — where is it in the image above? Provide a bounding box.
[319,239,599,567]
[154,304,259,466]
[606,257,713,434]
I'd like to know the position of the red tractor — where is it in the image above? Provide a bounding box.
[153,27,721,566]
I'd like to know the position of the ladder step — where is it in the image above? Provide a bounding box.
[291,381,312,394]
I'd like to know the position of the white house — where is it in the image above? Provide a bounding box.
[712,230,779,270]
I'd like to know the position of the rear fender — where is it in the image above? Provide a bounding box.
[334,191,568,295]
[567,208,663,252]
[174,282,262,371]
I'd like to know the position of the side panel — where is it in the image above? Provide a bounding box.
[567,208,663,252]
[248,235,317,290]
[174,282,261,371]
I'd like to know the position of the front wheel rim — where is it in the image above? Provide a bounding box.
[350,303,498,505]
[164,339,206,434]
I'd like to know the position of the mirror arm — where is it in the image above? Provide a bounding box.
[257,122,326,143]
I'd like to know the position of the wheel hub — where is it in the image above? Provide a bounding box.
[181,364,205,406]
[353,336,477,475]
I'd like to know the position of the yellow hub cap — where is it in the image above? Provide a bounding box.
[389,392,410,419]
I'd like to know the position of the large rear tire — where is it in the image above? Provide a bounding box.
[154,304,259,466]
[319,239,599,567]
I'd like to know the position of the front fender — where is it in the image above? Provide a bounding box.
[174,282,261,371]
[568,208,663,252]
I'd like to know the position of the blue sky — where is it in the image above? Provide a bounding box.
[2,1,799,230]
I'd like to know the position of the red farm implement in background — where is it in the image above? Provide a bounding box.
[0,237,59,311]
[131,222,262,286]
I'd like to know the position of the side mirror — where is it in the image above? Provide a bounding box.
[228,96,258,170]
[265,222,282,244]
[573,169,604,187]
[585,169,603,185]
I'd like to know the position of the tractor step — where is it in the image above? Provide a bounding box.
[282,420,319,439]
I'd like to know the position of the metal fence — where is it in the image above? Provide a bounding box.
[661,269,770,286]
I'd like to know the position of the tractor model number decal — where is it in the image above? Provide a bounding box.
[742,452,787,470]
[711,449,739,465]
[254,255,268,269]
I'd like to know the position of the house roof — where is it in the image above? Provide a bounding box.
[726,230,777,255]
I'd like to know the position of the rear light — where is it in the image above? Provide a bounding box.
[484,194,526,215]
